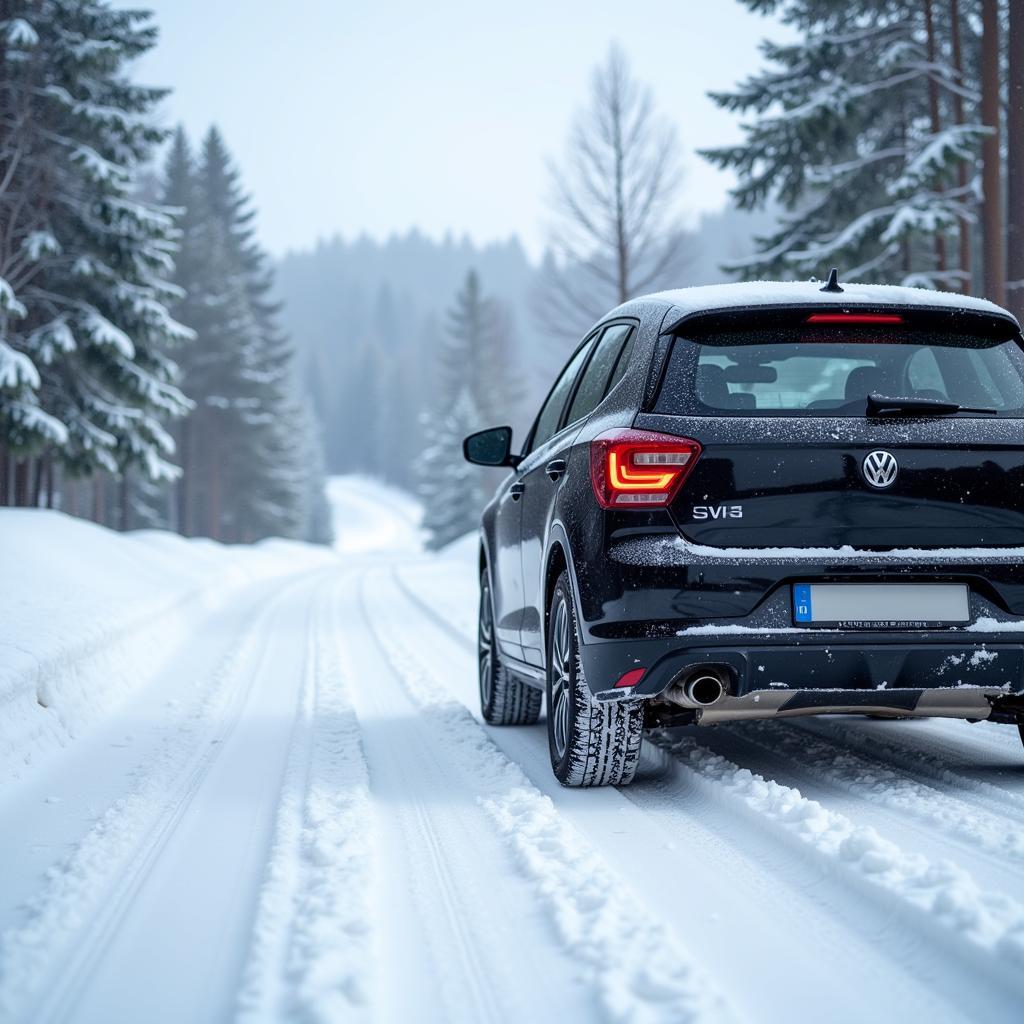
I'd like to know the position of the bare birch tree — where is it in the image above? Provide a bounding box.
[536,44,688,339]
[1007,0,1024,322]
[979,0,1005,305]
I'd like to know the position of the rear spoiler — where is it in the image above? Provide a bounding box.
[663,303,1022,340]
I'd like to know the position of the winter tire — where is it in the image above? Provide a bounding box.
[546,571,643,787]
[479,570,542,725]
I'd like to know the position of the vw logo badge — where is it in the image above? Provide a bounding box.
[863,450,899,489]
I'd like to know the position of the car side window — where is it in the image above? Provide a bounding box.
[527,340,594,453]
[602,330,635,398]
[565,324,633,425]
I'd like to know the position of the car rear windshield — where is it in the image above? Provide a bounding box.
[654,326,1024,417]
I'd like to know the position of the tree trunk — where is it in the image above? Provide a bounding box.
[980,0,1006,304]
[0,442,8,506]
[13,459,29,507]
[950,0,972,293]
[44,454,54,509]
[31,456,43,508]
[119,471,129,531]
[924,0,948,279]
[208,432,220,541]
[66,476,78,517]
[93,475,105,525]
[177,419,192,536]
[1007,0,1024,322]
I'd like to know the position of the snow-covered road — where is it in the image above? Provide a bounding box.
[2,478,1023,1023]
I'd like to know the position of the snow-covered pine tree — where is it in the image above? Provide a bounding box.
[417,390,488,550]
[164,126,330,543]
[416,271,523,550]
[0,2,193,509]
[702,0,987,288]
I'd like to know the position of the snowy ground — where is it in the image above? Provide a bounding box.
[1,479,1023,1023]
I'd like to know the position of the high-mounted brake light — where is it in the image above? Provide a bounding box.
[805,313,904,325]
[590,429,701,509]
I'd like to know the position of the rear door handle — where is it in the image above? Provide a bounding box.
[545,459,567,481]
[510,481,525,501]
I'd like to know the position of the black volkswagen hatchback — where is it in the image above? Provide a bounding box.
[464,279,1024,787]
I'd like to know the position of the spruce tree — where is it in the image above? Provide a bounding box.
[0,2,192,505]
[416,271,523,550]
[163,126,330,543]
[703,1,987,288]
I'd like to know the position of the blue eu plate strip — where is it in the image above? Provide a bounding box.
[793,584,813,623]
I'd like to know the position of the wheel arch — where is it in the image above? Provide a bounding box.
[477,528,493,588]
[542,536,571,662]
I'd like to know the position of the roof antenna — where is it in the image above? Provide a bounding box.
[820,268,843,293]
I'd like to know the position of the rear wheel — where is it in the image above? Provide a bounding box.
[478,570,541,725]
[546,571,643,787]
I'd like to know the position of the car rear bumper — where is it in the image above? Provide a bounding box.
[580,630,1024,723]
[576,535,1024,636]
[659,685,1021,725]
[570,535,1024,721]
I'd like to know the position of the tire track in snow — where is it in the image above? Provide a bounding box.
[362,569,738,1024]
[354,579,533,1024]
[655,732,1024,985]
[0,571,325,1024]
[236,574,373,1023]
[723,719,1024,869]
[791,716,1024,820]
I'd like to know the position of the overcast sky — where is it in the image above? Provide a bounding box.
[131,1,785,260]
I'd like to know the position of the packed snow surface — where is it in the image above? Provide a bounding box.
[1,476,1023,1023]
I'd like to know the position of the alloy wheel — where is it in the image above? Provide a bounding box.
[478,578,494,707]
[549,594,572,759]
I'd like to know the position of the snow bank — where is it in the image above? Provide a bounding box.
[0,509,335,783]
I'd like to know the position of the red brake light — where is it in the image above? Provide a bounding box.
[805,313,904,325]
[590,429,701,509]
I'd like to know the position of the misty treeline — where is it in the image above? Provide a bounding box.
[0,3,331,543]
[278,233,541,494]
[279,241,533,551]
[706,0,1024,321]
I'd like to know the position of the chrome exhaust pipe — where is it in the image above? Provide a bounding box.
[685,673,725,706]
[669,668,729,708]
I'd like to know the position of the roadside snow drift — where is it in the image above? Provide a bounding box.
[0,509,334,782]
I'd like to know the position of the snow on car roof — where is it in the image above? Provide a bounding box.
[637,280,1015,321]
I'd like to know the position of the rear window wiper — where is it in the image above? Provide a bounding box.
[866,393,997,416]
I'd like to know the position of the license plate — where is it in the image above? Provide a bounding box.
[792,583,969,628]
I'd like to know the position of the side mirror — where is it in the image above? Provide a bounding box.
[463,426,521,468]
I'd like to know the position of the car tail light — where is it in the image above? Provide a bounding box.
[590,429,701,509]
[805,313,904,325]
[615,668,645,688]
